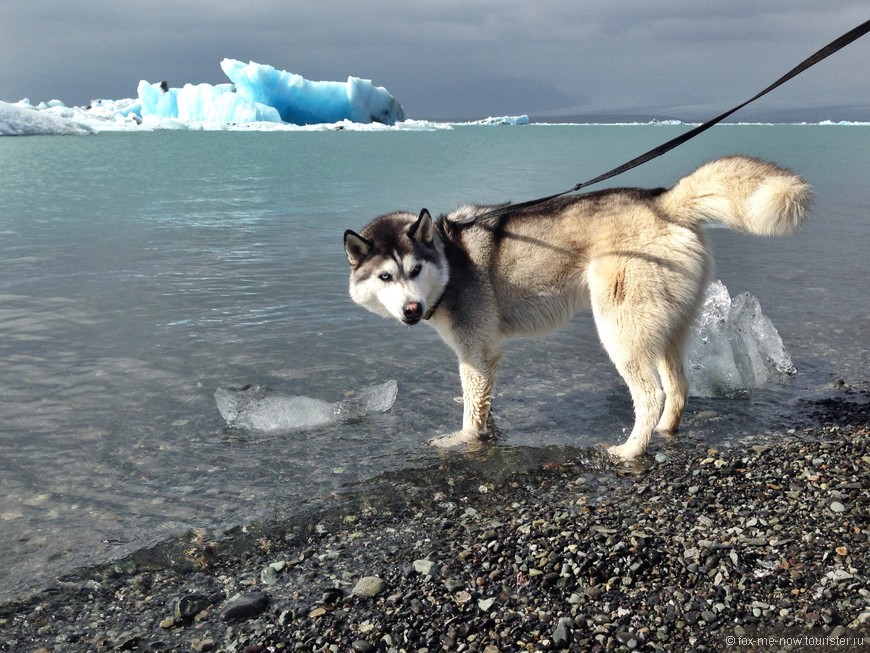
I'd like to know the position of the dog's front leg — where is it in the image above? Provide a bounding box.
[459,355,500,435]
[430,350,501,448]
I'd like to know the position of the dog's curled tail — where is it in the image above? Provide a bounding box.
[660,155,812,236]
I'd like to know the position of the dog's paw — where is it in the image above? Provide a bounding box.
[607,442,644,461]
[429,431,474,448]
[429,430,482,449]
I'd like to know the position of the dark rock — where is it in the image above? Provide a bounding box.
[221,591,269,622]
[321,587,344,604]
[552,618,572,648]
[701,610,718,624]
[175,594,210,621]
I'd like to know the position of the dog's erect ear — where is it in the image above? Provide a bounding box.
[344,230,372,267]
[409,208,435,245]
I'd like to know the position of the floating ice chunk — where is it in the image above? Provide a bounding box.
[463,115,530,125]
[0,100,94,136]
[220,58,405,125]
[215,380,397,433]
[132,59,404,126]
[685,281,795,398]
[685,281,743,397]
[729,292,796,385]
[136,79,281,125]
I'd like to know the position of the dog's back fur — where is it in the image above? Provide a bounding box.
[344,155,811,459]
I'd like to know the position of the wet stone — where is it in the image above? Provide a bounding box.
[175,594,210,621]
[260,565,279,585]
[221,591,269,622]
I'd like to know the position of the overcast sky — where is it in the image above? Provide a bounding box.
[1,1,868,120]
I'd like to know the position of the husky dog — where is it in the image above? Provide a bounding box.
[343,156,811,460]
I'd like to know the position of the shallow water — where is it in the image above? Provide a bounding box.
[0,125,868,602]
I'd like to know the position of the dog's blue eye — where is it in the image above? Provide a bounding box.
[378,272,393,282]
[409,264,422,278]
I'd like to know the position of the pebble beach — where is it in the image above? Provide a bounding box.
[2,382,868,653]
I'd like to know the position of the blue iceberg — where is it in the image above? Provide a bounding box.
[221,59,405,126]
[135,58,405,127]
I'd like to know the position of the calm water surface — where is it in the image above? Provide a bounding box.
[1,125,868,601]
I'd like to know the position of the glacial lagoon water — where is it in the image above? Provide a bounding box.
[1,124,868,602]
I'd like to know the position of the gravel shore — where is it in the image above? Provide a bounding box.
[2,383,869,653]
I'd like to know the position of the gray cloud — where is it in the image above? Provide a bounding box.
[1,1,867,120]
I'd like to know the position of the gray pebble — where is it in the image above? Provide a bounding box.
[701,610,718,624]
[352,576,386,598]
[616,630,639,650]
[260,565,279,585]
[552,618,572,648]
[413,559,436,576]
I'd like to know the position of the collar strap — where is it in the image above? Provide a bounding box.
[423,291,444,320]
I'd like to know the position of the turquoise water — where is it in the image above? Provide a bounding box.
[1,125,868,601]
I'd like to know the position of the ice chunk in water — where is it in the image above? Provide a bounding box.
[215,380,397,433]
[729,292,796,385]
[685,281,795,398]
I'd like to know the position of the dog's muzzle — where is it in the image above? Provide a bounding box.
[402,302,424,325]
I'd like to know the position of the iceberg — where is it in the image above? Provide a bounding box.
[135,59,405,127]
[214,380,398,433]
[685,280,795,398]
[221,59,405,126]
[1,59,408,135]
[0,100,94,136]
[136,79,282,126]
[463,115,530,126]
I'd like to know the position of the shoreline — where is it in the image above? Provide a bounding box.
[2,384,868,652]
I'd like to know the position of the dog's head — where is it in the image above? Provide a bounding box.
[344,209,449,325]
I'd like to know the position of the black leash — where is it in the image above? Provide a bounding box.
[456,18,870,227]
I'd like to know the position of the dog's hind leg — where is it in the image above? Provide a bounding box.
[588,258,667,460]
[605,354,665,461]
[592,310,666,460]
[655,334,689,434]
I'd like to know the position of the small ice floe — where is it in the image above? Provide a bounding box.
[686,280,795,398]
[214,380,397,433]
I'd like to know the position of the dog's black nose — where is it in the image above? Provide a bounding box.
[403,302,423,322]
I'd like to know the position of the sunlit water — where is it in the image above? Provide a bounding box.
[1,125,868,602]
